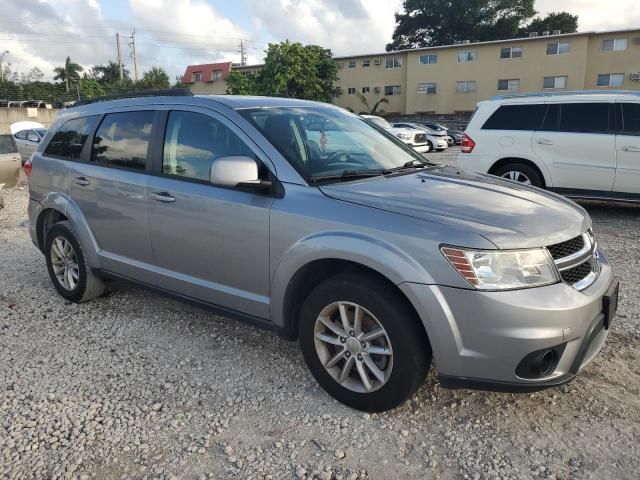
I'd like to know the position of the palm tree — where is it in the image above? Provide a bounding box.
[53,56,83,93]
[356,92,389,115]
[94,61,130,85]
[141,67,170,89]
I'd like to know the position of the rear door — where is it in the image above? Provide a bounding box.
[533,102,616,191]
[614,102,640,194]
[68,109,157,283]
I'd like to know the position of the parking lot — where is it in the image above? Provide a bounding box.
[1,153,640,480]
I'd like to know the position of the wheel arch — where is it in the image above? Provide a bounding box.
[488,157,551,188]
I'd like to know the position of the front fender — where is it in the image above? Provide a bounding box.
[36,192,102,269]
[269,230,435,328]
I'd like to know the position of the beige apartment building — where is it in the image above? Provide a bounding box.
[183,28,640,115]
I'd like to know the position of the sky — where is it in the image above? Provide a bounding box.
[0,0,638,83]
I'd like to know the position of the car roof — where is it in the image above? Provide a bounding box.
[486,90,640,105]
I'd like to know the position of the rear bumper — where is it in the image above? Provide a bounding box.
[399,249,614,389]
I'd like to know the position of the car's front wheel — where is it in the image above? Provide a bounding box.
[494,162,543,188]
[299,272,431,412]
[45,221,106,303]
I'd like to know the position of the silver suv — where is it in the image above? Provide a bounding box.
[26,92,618,412]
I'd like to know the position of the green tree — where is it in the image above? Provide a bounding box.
[521,12,578,36]
[80,78,105,98]
[387,0,541,49]
[225,70,257,95]
[141,66,170,89]
[53,56,83,93]
[355,92,389,115]
[21,67,44,83]
[246,41,339,102]
[93,61,131,85]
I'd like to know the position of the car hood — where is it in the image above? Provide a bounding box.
[319,166,590,249]
[386,127,418,136]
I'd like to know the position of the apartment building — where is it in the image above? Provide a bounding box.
[182,28,640,115]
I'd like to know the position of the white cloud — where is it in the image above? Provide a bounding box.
[535,0,640,32]
[246,0,404,56]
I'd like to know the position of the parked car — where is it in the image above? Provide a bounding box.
[14,127,48,164]
[392,122,450,151]
[417,121,457,146]
[446,129,464,145]
[361,115,430,153]
[27,93,617,412]
[0,125,21,208]
[458,91,640,201]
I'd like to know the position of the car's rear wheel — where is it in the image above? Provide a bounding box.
[494,162,543,188]
[45,221,106,303]
[299,272,431,412]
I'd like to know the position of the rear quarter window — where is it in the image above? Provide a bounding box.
[482,104,547,130]
[44,116,99,159]
[0,134,18,154]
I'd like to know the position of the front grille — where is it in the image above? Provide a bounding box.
[560,259,593,284]
[414,133,427,144]
[547,235,585,260]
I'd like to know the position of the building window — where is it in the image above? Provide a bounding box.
[497,79,520,91]
[361,87,370,94]
[597,73,625,87]
[348,60,356,68]
[417,82,437,94]
[456,81,476,93]
[601,38,628,52]
[362,59,370,67]
[385,57,402,69]
[347,87,357,95]
[336,62,344,69]
[543,76,567,89]
[384,85,401,96]
[546,42,570,55]
[192,72,202,82]
[212,71,222,81]
[419,54,438,65]
[500,47,523,59]
[457,51,478,63]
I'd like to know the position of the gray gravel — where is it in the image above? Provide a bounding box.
[1,164,640,480]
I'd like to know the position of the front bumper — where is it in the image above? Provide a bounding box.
[399,249,614,390]
[411,144,430,154]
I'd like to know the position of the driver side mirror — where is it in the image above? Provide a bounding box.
[209,156,273,193]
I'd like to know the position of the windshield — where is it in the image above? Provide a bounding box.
[0,134,18,154]
[364,116,393,129]
[240,107,425,182]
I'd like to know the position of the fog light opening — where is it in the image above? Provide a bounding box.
[538,350,556,377]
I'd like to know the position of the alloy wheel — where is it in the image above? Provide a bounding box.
[501,170,532,185]
[50,237,80,291]
[313,301,393,393]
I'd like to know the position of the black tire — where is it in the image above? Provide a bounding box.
[299,272,431,412]
[45,221,106,303]
[426,140,433,152]
[494,162,544,188]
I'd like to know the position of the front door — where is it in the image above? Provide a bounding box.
[614,102,640,194]
[147,109,273,319]
[533,102,616,192]
[69,110,156,283]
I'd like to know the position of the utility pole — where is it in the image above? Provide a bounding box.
[238,40,247,66]
[130,29,139,81]
[116,33,124,81]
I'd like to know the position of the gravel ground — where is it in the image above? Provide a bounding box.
[1,161,640,480]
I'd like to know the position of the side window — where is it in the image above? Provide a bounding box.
[557,103,610,134]
[620,103,640,136]
[540,104,559,131]
[15,131,28,140]
[92,111,154,170]
[27,131,40,142]
[44,116,98,159]
[162,111,256,182]
[482,104,547,131]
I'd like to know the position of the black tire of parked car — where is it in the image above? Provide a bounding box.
[299,272,432,412]
[494,162,544,188]
[426,140,433,151]
[45,221,106,303]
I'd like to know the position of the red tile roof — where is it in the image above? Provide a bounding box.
[182,62,232,84]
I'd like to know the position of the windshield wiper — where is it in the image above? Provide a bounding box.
[309,169,386,183]
[384,159,434,174]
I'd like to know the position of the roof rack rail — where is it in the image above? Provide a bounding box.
[71,88,194,107]
[490,90,640,100]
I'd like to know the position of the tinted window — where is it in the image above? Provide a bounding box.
[44,116,98,159]
[0,134,18,154]
[92,111,154,170]
[27,131,40,142]
[15,131,28,140]
[482,104,547,130]
[621,103,640,135]
[557,103,610,134]
[163,111,255,181]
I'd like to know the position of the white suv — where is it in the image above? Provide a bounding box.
[458,91,640,202]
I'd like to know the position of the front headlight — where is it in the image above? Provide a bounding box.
[396,133,412,140]
[441,247,559,290]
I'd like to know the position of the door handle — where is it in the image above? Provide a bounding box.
[536,139,554,146]
[151,192,175,203]
[622,145,640,152]
[71,176,90,186]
